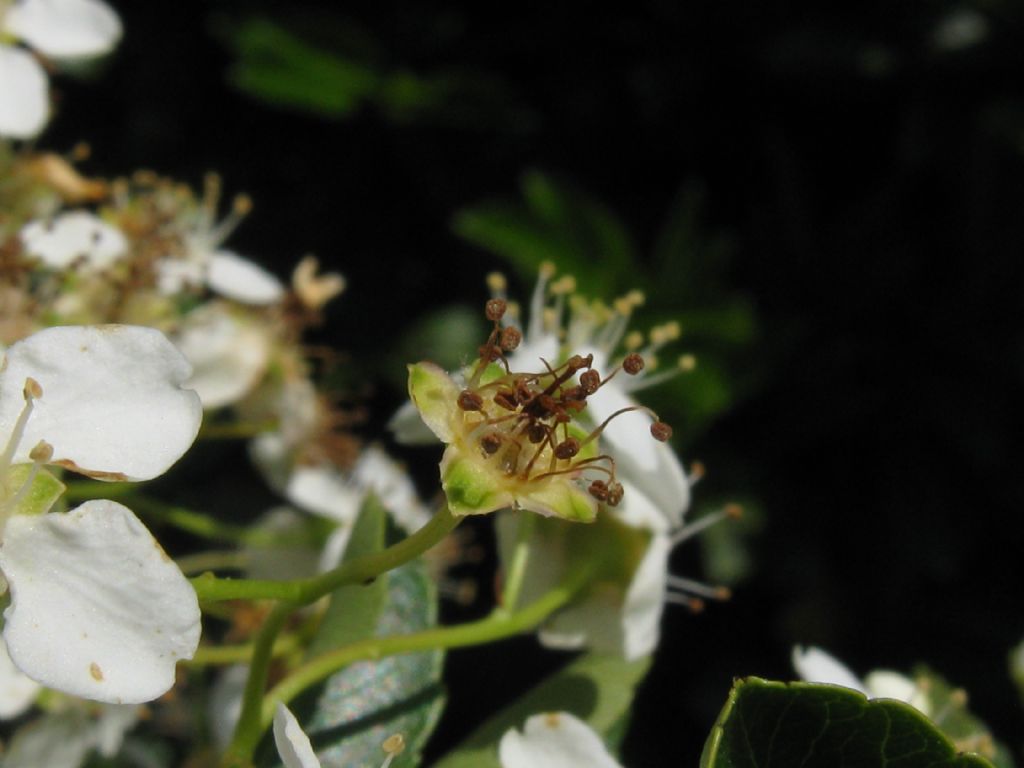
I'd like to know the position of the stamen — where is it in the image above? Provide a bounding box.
[1,378,43,481]
[380,734,406,768]
[664,593,705,612]
[670,504,742,547]
[666,574,731,600]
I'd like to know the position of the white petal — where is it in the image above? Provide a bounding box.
[620,530,669,661]
[93,704,139,757]
[5,0,122,59]
[273,703,322,768]
[0,45,48,139]
[791,646,868,695]
[286,465,364,522]
[0,710,96,768]
[585,375,659,473]
[0,500,201,704]
[353,446,431,533]
[175,304,270,409]
[209,665,248,750]
[616,439,690,530]
[499,712,623,768]
[0,325,202,481]
[155,257,205,295]
[506,331,560,372]
[19,210,128,270]
[208,250,285,305]
[0,635,41,719]
[864,671,931,716]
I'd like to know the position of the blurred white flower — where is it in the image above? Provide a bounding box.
[0,0,122,139]
[792,645,931,715]
[499,712,624,768]
[0,701,138,768]
[19,210,128,271]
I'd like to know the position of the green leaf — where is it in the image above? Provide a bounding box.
[300,558,444,768]
[701,678,998,768]
[452,170,636,296]
[433,653,651,768]
[307,495,389,656]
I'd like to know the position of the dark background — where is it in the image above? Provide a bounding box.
[43,2,1024,763]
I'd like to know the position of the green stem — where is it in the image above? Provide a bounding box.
[198,419,278,440]
[63,480,135,501]
[216,505,461,767]
[192,505,460,603]
[221,601,295,768]
[176,550,250,576]
[188,630,301,667]
[500,511,534,613]
[261,563,593,731]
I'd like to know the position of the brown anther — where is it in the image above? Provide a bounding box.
[554,437,580,460]
[606,481,624,506]
[537,394,558,416]
[499,326,522,352]
[579,369,601,395]
[623,353,645,375]
[527,424,547,444]
[588,480,609,501]
[651,421,673,441]
[23,377,43,400]
[480,433,502,455]
[724,503,744,520]
[485,298,507,322]
[29,440,53,463]
[493,390,519,411]
[458,390,484,411]
[561,386,586,402]
[566,354,587,372]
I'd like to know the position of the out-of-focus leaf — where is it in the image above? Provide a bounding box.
[298,558,443,768]
[432,653,650,768]
[223,18,379,116]
[910,666,1015,768]
[453,170,636,296]
[701,677,996,768]
[307,495,388,656]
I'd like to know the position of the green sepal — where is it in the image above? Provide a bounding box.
[701,677,998,768]
[4,465,66,517]
[407,361,459,442]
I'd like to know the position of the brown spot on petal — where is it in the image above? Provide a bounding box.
[51,460,128,482]
[544,713,562,728]
[90,662,104,681]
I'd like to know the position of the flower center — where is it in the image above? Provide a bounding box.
[455,300,673,506]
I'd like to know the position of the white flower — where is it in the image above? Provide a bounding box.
[0,0,122,139]
[19,210,128,271]
[499,712,624,768]
[792,646,931,716]
[0,325,202,704]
